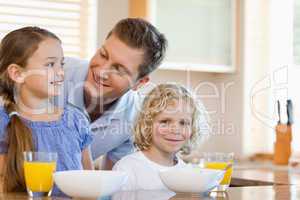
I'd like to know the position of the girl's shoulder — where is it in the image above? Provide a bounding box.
[63,104,90,131]
[62,104,90,129]
[62,104,93,150]
[0,107,9,153]
[0,107,10,141]
[63,104,89,122]
[0,106,9,117]
[0,106,9,128]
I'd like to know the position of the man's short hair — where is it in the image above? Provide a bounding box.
[107,18,168,79]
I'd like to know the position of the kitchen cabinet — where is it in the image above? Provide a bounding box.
[129,0,240,73]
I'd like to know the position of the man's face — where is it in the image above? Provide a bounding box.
[85,34,146,108]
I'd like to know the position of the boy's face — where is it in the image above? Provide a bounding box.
[150,100,193,155]
[84,33,148,108]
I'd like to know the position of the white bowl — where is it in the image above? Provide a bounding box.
[159,166,225,193]
[53,170,128,198]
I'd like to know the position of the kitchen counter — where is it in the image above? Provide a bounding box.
[2,186,300,200]
[231,160,300,185]
[3,160,300,199]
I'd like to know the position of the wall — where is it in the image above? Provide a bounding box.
[243,0,273,155]
[96,0,275,158]
[149,0,245,157]
[97,0,129,45]
[150,70,244,157]
[151,0,274,158]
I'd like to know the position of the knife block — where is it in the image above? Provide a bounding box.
[273,124,292,165]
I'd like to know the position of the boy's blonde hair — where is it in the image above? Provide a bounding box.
[134,83,200,151]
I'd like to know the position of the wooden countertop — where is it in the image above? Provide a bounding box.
[232,160,300,185]
[2,186,300,200]
[3,160,300,200]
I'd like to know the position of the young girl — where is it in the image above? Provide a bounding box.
[0,27,93,195]
[113,83,200,190]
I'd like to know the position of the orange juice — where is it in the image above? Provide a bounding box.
[205,162,233,185]
[24,161,56,192]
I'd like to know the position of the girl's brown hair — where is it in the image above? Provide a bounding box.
[134,83,201,151]
[0,26,60,192]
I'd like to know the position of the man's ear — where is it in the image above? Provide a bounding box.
[132,76,149,91]
[7,64,25,83]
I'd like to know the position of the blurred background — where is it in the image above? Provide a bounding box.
[0,0,299,159]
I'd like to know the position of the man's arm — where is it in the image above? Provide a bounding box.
[96,138,134,170]
[90,90,140,167]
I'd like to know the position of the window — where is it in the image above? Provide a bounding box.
[0,0,97,58]
[129,0,239,72]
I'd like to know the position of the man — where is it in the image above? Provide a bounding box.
[62,18,167,169]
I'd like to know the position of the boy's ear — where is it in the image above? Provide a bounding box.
[7,64,25,83]
[132,76,149,91]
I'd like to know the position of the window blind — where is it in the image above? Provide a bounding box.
[0,0,97,58]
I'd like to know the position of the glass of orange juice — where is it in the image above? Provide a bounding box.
[201,152,234,192]
[23,151,57,197]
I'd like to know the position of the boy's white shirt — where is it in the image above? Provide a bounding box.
[112,151,186,191]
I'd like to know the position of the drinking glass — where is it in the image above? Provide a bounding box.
[23,151,57,197]
[201,152,234,192]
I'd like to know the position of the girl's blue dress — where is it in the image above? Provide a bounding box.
[0,105,94,196]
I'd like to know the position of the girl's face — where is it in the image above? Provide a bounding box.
[151,99,193,155]
[20,38,64,98]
